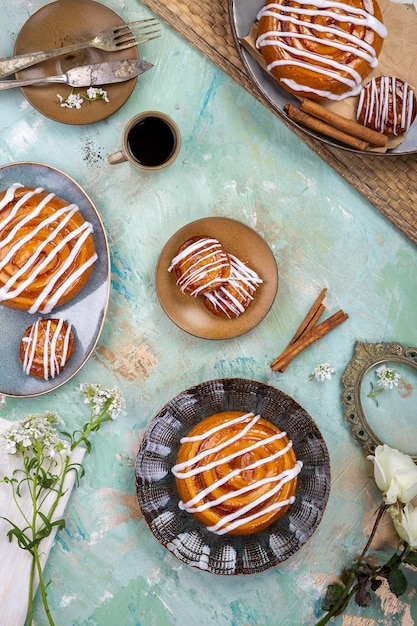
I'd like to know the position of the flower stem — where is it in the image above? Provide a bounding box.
[314,504,387,625]
[33,544,55,626]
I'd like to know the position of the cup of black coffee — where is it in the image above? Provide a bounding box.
[107,111,181,170]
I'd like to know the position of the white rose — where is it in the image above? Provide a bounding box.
[390,502,417,548]
[367,445,417,505]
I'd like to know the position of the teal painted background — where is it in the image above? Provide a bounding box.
[1,0,416,624]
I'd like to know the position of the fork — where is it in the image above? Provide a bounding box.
[0,18,160,79]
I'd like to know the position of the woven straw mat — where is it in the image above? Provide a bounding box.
[140,0,417,246]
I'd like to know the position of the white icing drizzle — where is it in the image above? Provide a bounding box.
[204,254,263,318]
[0,184,97,313]
[168,237,230,296]
[22,318,73,380]
[357,77,416,136]
[256,0,387,101]
[172,412,303,535]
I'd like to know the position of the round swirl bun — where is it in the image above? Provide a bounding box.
[0,184,97,313]
[20,318,75,380]
[168,236,231,296]
[203,254,263,318]
[172,411,302,535]
[256,0,387,101]
[357,76,417,136]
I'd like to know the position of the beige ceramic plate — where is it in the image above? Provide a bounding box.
[156,217,278,339]
[14,0,139,124]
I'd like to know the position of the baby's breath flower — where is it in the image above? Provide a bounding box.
[0,384,124,625]
[2,412,67,459]
[86,86,109,102]
[57,91,83,109]
[309,363,335,383]
[376,364,401,390]
[80,383,126,420]
[368,364,402,404]
[57,87,109,108]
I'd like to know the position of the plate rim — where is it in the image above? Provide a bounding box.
[135,377,332,575]
[155,216,279,340]
[0,161,110,398]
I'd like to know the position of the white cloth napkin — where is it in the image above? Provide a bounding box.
[0,417,85,626]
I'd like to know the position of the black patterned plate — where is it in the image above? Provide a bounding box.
[135,378,331,575]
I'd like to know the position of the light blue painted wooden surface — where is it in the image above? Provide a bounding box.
[1,1,416,624]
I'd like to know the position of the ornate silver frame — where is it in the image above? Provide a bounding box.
[342,341,417,460]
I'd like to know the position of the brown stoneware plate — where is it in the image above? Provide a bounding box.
[14,0,139,124]
[155,217,278,339]
[135,378,331,574]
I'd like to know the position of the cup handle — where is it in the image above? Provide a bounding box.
[107,150,127,165]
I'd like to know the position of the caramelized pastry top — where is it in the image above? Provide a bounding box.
[172,411,302,535]
[0,184,97,313]
[256,0,386,101]
[357,76,417,136]
[20,318,75,380]
[168,236,230,296]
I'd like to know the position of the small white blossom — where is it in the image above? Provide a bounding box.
[86,86,109,102]
[310,362,335,383]
[1,412,67,459]
[57,87,109,109]
[57,91,83,109]
[80,383,126,420]
[375,364,401,390]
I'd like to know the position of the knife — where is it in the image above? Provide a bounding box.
[0,59,153,90]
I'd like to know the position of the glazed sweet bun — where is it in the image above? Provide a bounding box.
[256,0,387,101]
[0,184,97,313]
[172,411,302,536]
[357,76,417,136]
[19,318,75,380]
[168,236,231,296]
[203,254,263,318]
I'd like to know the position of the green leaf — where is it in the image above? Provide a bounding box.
[383,552,402,570]
[388,568,408,597]
[322,583,345,611]
[404,551,417,566]
[341,567,355,585]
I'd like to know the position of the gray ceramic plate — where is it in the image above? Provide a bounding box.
[228,0,417,155]
[0,162,110,397]
[135,378,331,575]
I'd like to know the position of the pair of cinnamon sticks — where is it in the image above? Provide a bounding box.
[284,99,388,152]
[270,288,348,373]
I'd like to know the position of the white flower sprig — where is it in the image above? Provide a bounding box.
[1,384,125,626]
[57,87,109,109]
[316,444,417,625]
[309,363,335,383]
[375,364,401,389]
[368,364,402,405]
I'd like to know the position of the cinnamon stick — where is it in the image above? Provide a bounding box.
[300,98,388,148]
[289,287,327,345]
[284,103,369,152]
[270,309,349,372]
